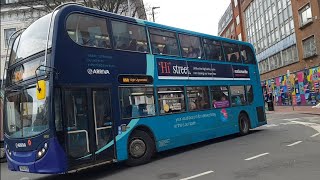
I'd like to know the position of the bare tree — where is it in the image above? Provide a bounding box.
[8,0,147,19]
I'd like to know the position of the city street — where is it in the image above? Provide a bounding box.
[1,112,320,180]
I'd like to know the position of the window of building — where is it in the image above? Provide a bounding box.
[120,87,155,119]
[230,23,235,34]
[66,14,111,48]
[299,4,312,27]
[149,28,179,56]
[265,59,270,71]
[203,39,224,61]
[111,21,149,53]
[302,35,317,58]
[238,33,242,41]
[230,86,246,106]
[275,28,279,42]
[236,15,240,25]
[234,0,238,7]
[272,54,278,69]
[179,34,203,59]
[276,53,282,67]
[274,15,279,28]
[282,48,288,65]
[260,61,264,73]
[287,47,293,63]
[4,28,16,48]
[280,25,285,39]
[158,87,186,114]
[285,20,290,36]
[270,31,275,44]
[223,42,241,63]
[288,4,293,17]
[292,45,298,62]
[187,87,210,111]
[290,18,294,33]
[211,86,230,108]
[283,8,288,21]
[282,0,287,9]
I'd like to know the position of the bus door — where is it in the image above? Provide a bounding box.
[91,88,115,163]
[63,88,115,169]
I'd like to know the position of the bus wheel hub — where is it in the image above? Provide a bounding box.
[130,139,146,158]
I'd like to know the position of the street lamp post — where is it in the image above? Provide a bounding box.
[127,0,132,17]
[152,6,160,22]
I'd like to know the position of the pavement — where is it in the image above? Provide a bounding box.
[266,105,320,115]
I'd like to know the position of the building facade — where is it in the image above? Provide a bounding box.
[0,0,147,86]
[218,0,245,41]
[219,0,320,106]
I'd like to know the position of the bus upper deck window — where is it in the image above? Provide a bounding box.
[240,45,255,64]
[179,34,203,59]
[66,14,111,49]
[222,42,241,63]
[203,39,224,61]
[149,28,179,56]
[111,21,149,53]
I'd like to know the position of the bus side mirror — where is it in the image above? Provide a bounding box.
[36,80,46,100]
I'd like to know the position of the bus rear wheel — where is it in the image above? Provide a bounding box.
[239,113,250,136]
[126,130,155,166]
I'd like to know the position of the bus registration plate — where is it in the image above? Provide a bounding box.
[19,166,29,172]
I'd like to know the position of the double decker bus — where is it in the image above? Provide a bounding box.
[3,4,266,174]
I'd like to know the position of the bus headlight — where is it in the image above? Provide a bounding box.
[5,144,12,156]
[36,142,49,160]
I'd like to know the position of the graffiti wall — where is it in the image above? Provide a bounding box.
[263,66,320,106]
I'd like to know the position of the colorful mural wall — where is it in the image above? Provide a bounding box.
[262,66,320,106]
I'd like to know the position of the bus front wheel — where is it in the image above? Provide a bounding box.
[126,130,155,166]
[239,113,250,136]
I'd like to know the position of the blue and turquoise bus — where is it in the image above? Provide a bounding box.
[3,4,266,174]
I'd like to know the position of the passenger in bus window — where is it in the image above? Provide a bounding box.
[128,39,137,51]
[241,52,247,62]
[162,45,168,54]
[152,44,160,54]
[230,53,238,62]
[81,31,92,46]
[119,43,127,50]
[188,46,197,58]
[171,43,178,55]
[189,101,197,110]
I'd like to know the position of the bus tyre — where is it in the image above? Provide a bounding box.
[126,130,155,166]
[239,113,250,136]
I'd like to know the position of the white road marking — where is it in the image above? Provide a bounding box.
[264,124,279,127]
[280,122,298,125]
[245,153,270,161]
[180,171,214,180]
[310,133,320,138]
[283,118,301,121]
[290,120,320,132]
[287,141,303,147]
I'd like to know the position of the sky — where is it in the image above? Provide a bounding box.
[143,0,231,36]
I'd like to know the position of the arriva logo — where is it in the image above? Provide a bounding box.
[15,143,27,148]
[87,69,110,75]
